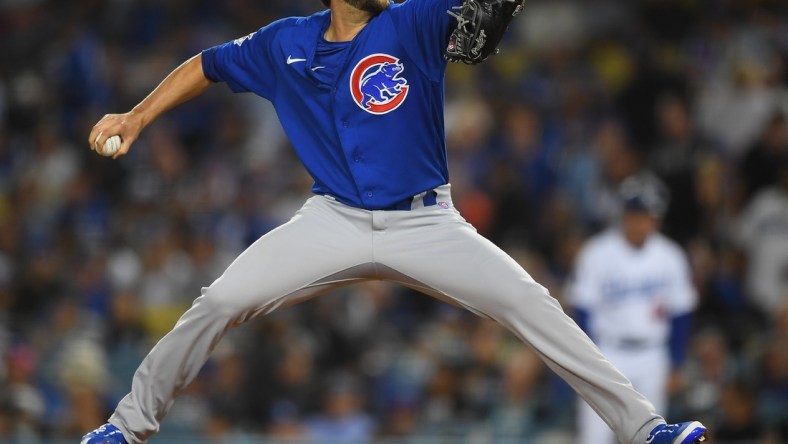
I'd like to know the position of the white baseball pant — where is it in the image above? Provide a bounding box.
[578,345,670,444]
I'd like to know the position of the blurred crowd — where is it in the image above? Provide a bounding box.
[0,0,787,443]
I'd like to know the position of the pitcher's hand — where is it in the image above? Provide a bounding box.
[88,111,144,159]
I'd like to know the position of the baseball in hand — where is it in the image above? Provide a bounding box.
[100,135,122,156]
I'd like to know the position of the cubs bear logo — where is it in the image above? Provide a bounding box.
[350,54,409,115]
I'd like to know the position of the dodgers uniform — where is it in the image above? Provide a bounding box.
[105,2,666,443]
[569,228,697,444]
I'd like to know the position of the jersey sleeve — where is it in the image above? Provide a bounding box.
[664,247,697,315]
[388,0,464,81]
[201,24,278,99]
[567,245,602,311]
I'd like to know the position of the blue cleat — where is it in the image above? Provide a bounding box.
[80,423,129,444]
[647,421,708,443]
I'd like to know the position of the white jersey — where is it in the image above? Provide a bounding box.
[568,229,697,349]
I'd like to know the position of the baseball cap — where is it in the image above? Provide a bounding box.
[619,172,670,217]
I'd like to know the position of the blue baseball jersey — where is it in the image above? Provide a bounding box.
[201,0,463,210]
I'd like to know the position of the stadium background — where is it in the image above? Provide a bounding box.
[0,0,786,442]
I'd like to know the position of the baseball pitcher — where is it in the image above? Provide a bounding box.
[83,1,707,443]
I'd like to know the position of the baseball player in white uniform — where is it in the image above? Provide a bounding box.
[569,172,698,444]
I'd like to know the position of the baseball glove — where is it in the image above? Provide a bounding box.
[445,0,525,65]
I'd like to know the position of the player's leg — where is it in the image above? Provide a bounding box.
[375,204,662,444]
[578,397,616,444]
[625,348,671,417]
[576,348,671,444]
[108,196,374,444]
[577,347,630,444]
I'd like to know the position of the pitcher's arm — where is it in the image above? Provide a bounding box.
[88,54,211,159]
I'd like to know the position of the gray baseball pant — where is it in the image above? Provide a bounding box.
[109,185,663,443]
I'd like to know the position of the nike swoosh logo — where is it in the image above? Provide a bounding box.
[287,56,307,65]
[312,66,326,71]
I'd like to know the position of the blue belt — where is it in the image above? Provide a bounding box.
[612,339,663,350]
[383,190,438,211]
